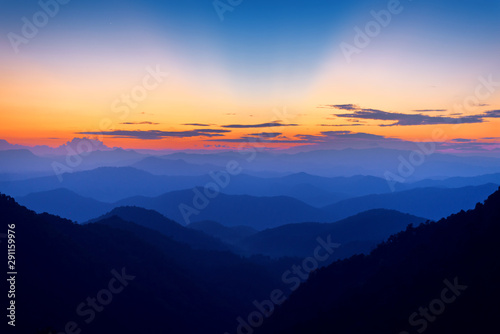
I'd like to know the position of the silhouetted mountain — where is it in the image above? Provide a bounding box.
[116,188,330,229]
[188,220,258,244]
[2,144,500,179]
[0,139,25,150]
[16,188,113,222]
[1,167,389,207]
[0,194,286,334]
[162,148,500,179]
[257,187,500,334]
[0,149,53,173]
[400,172,500,190]
[323,183,499,221]
[220,173,390,207]
[89,206,231,251]
[132,156,221,176]
[238,209,426,258]
[0,167,182,202]
[69,148,145,169]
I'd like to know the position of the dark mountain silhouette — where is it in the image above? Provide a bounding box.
[238,209,426,258]
[16,188,113,222]
[88,206,231,251]
[13,183,497,231]
[187,220,258,244]
[0,193,289,334]
[116,188,331,229]
[323,183,499,221]
[257,186,500,334]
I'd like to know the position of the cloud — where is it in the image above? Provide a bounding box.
[77,129,231,140]
[319,104,359,111]
[482,110,500,118]
[319,124,363,127]
[221,121,298,128]
[182,123,212,127]
[293,130,396,143]
[120,121,159,125]
[325,105,495,126]
[412,109,447,112]
[207,137,305,144]
[451,138,476,143]
[248,132,282,138]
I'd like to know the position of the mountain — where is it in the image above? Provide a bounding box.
[16,188,113,222]
[0,193,288,334]
[187,220,258,244]
[0,167,392,207]
[220,173,391,207]
[163,148,500,179]
[238,209,426,258]
[66,148,145,170]
[0,149,53,173]
[0,144,145,175]
[88,206,231,251]
[401,172,500,190]
[132,156,221,176]
[2,145,500,180]
[12,179,496,230]
[0,167,189,202]
[323,183,499,221]
[257,187,500,334]
[116,188,331,229]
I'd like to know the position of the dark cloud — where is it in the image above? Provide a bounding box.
[319,104,359,111]
[294,131,394,143]
[482,110,500,118]
[319,124,363,127]
[182,123,211,127]
[412,109,447,112]
[121,121,159,125]
[77,129,231,140]
[321,131,389,140]
[451,138,476,143]
[248,132,282,138]
[221,121,298,128]
[325,105,494,126]
[208,137,305,144]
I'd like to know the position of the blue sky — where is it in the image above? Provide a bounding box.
[0,0,499,151]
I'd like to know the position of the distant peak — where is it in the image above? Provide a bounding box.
[59,137,111,152]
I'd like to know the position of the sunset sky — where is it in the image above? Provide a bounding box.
[1,0,499,152]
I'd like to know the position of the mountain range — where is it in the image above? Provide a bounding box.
[257,186,500,334]
[14,183,498,228]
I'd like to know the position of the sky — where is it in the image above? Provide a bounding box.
[0,0,499,152]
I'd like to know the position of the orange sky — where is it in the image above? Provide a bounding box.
[1,0,499,151]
